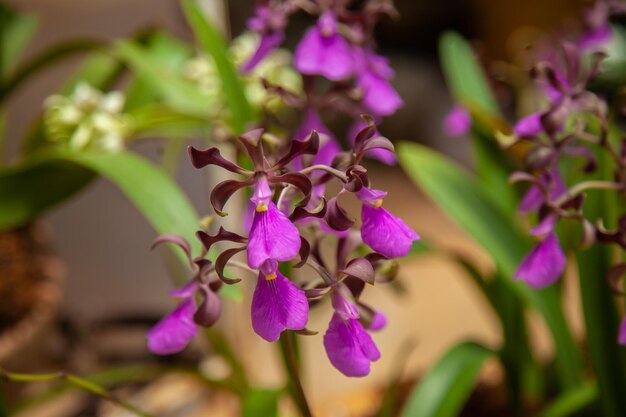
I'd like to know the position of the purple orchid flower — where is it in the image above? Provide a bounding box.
[519,169,567,214]
[251,263,309,342]
[294,11,353,81]
[515,232,566,288]
[619,317,626,345]
[241,5,288,73]
[443,105,471,137]
[323,291,380,377]
[354,49,403,116]
[513,112,544,137]
[247,176,301,269]
[293,108,342,169]
[369,310,388,331]
[348,118,396,165]
[358,187,420,258]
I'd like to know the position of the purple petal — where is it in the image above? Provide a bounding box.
[251,176,273,208]
[361,205,419,258]
[519,170,566,214]
[515,233,566,288]
[443,105,471,137]
[251,270,309,342]
[357,71,403,116]
[294,13,353,81]
[369,310,387,331]
[295,108,328,140]
[241,31,285,73]
[618,317,626,345]
[315,135,341,166]
[168,280,198,299]
[513,112,543,137]
[356,187,388,204]
[331,290,360,320]
[529,213,558,236]
[247,201,301,269]
[348,120,397,165]
[147,299,198,355]
[578,25,612,51]
[323,313,380,377]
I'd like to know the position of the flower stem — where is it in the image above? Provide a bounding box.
[0,367,154,417]
[299,164,348,182]
[278,333,314,417]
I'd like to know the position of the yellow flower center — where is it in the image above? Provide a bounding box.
[373,199,383,208]
[256,204,268,212]
[265,273,277,281]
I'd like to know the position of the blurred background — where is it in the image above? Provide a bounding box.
[1,0,587,415]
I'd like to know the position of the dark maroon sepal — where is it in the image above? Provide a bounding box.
[269,172,312,206]
[353,115,377,153]
[339,257,375,285]
[294,328,319,336]
[196,227,247,253]
[188,146,251,174]
[210,177,256,216]
[325,197,355,231]
[151,234,194,270]
[607,263,626,295]
[305,287,331,300]
[275,130,320,168]
[360,136,395,155]
[289,197,327,223]
[215,247,246,284]
[193,285,222,327]
[239,128,266,171]
[344,165,369,192]
[294,236,311,268]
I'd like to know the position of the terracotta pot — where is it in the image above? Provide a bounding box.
[0,223,64,363]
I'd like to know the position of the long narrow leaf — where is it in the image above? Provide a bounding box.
[398,142,583,389]
[400,342,493,417]
[181,0,255,133]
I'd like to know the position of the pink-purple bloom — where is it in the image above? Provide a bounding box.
[355,49,403,116]
[515,233,566,288]
[294,11,353,81]
[358,188,419,258]
[242,31,285,73]
[147,298,198,355]
[513,112,544,137]
[323,312,380,377]
[519,170,566,214]
[293,108,341,168]
[369,310,387,331]
[443,105,471,137]
[251,268,309,342]
[247,178,301,269]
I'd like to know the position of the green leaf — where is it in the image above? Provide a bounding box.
[540,384,599,417]
[575,146,626,417]
[115,40,215,118]
[0,151,201,262]
[241,388,280,417]
[181,0,255,133]
[398,142,583,390]
[0,6,37,80]
[439,31,499,116]
[400,342,493,417]
[0,158,95,230]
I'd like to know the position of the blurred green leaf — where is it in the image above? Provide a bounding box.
[575,146,626,417]
[115,40,215,118]
[125,32,193,112]
[0,151,200,262]
[400,342,493,417]
[540,384,598,417]
[241,389,280,417]
[439,31,499,116]
[439,31,517,216]
[181,0,255,133]
[130,103,210,139]
[398,142,583,390]
[0,6,37,80]
[0,158,95,230]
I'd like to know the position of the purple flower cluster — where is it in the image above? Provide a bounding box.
[147,0,414,377]
[458,0,626,344]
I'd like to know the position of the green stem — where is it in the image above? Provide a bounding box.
[278,333,313,417]
[0,367,154,417]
